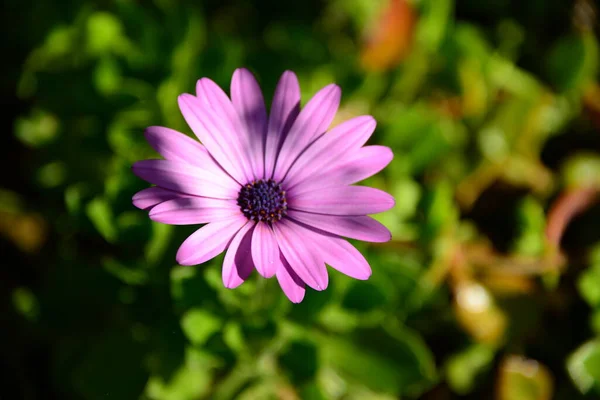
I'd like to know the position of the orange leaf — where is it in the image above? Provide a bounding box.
[360,0,416,72]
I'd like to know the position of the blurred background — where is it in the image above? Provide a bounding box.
[2,0,600,398]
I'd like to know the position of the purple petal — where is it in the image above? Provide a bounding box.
[271,219,328,291]
[288,186,395,215]
[276,256,306,303]
[317,235,372,280]
[178,92,252,184]
[265,71,300,179]
[144,126,208,164]
[251,222,279,278]
[297,224,372,280]
[132,159,239,199]
[149,197,241,225]
[287,210,391,243]
[273,84,341,181]
[176,216,248,265]
[222,221,255,288]
[231,68,267,179]
[144,126,238,184]
[290,145,393,192]
[132,187,189,210]
[283,116,376,187]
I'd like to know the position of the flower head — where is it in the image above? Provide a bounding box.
[132,69,394,303]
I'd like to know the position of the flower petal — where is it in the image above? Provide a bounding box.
[276,256,305,303]
[290,145,393,192]
[132,159,239,199]
[287,210,391,242]
[272,219,328,291]
[283,116,376,187]
[144,126,238,184]
[196,78,257,181]
[231,68,267,179]
[265,71,300,179]
[178,92,252,184]
[149,197,241,225]
[144,126,207,164]
[273,84,341,181]
[297,224,372,280]
[176,215,248,266]
[288,186,395,215]
[316,234,372,280]
[132,187,189,210]
[251,221,279,278]
[222,221,255,288]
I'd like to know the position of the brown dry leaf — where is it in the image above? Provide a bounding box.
[0,211,47,253]
[360,0,416,72]
[545,187,598,247]
[454,282,507,345]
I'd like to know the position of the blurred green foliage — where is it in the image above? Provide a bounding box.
[3,0,600,399]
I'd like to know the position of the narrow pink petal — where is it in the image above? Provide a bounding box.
[144,126,208,164]
[176,216,247,266]
[288,186,395,215]
[196,78,256,182]
[276,256,306,303]
[317,235,372,280]
[271,219,328,291]
[273,84,341,181]
[290,145,393,192]
[283,116,376,187]
[251,222,279,278]
[287,210,391,243]
[265,71,300,179]
[132,187,190,210]
[231,68,267,179]
[297,224,372,280]
[144,126,238,185]
[178,93,252,184]
[222,221,255,288]
[132,159,239,199]
[149,197,241,225]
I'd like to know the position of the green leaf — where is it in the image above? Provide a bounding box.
[86,197,118,243]
[181,309,222,346]
[102,258,148,286]
[14,109,60,148]
[417,0,452,52]
[561,152,600,188]
[323,327,436,396]
[568,340,600,394]
[513,196,546,257]
[145,222,173,265]
[94,56,122,95]
[145,348,214,400]
[446,344,495,394]
[547,32,599,93]
[279,339,319,385]
[37,161,67,188]
[12,287,39,321]
[342,280,388,312]
[579,264,600,307]
[87,12,126,55]
[171,266,217,311]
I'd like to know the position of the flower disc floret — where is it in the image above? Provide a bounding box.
[237,179,287,223]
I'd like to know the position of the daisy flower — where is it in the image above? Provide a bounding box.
[132,69,394,303]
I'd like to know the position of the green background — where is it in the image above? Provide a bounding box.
[3,0,600,398]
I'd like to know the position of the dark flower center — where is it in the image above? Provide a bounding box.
[237,179,287,223]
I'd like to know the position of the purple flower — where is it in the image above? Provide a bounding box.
[132,69,394,303]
